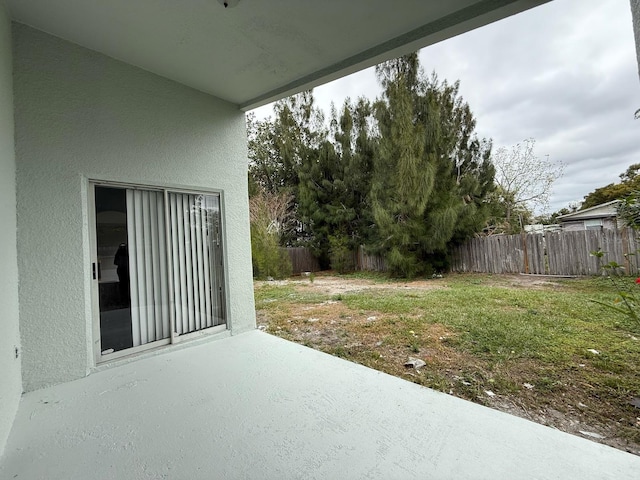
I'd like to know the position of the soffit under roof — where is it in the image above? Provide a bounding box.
[7,0,551,110]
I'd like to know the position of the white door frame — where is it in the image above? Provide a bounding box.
[89,180,228,365]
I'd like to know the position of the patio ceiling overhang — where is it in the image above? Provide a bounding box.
[7,0,551,110]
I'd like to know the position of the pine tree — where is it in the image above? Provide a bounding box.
[370,54,493,277]
[247,58,494,277]
[297,99,375,270]
[247,113,280,194]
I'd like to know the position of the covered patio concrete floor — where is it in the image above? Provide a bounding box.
[2,331,639,479]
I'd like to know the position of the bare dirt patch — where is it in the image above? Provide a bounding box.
[257,272,566,295]
[256,274,446,296]
[476,273,568,289]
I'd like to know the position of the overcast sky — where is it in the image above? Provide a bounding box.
[252,0,640,214]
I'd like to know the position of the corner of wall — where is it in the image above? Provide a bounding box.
[0,0,23,458]
[631,0,640,81]
[12,25,255,390]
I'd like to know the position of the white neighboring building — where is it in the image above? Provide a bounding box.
[557,201,621,232]
[524,223,562,234]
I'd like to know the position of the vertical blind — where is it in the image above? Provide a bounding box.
[168,192,225,336]
[126,188,224,348]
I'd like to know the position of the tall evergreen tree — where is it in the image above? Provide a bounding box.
[271,91,325,197]
[247,58,494,276]
[370,54,493,277]
[247,92,325,245]
[343,98,377,247]
[297,99,375,269]
[247,113,280,194]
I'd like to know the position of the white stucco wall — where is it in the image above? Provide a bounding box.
[13,24,256,392]
[0,0,21,456]
[632,1,640,78]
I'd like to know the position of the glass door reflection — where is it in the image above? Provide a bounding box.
[95,186,133,353]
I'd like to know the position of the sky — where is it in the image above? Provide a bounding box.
[252,0,640,214]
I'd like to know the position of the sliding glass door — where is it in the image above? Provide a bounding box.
[93,184,225,361]
[95,187,134,353]
[167,192,225,336]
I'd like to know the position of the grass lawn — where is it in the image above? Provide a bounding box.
[254,272,640,455]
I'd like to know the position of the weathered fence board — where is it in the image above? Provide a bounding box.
[526,233,546,274]
[287,229,639,276]
[285,247,320,275]
[453,234,527,274]
[452,228,640,276]
[355,246,387,272]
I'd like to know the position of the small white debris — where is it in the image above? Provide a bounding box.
[523,383,534,390]
[579,431,605,440]
[308,318,319,322]
[375,341,383,347]
[578,364,586,367]
[404,357,426,369]
[257,325,267,331]
[587,349,600,355]
[267,276,274,281]
[631,336,638,341]
[578,402,588,408]
[453,375,471,386]
[366,316,377,322]
[302,272,311,277]
[485,390,496,397]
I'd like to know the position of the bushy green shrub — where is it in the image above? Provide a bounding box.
[329,234,355,274]
[249,189,293,279]
[250,228,291,279]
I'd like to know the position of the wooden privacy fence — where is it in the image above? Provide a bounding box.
[451,228,640,276]
[451,233,545,274]
[355,246,387,272]
[285,247,320,275]
[285,245,387,274]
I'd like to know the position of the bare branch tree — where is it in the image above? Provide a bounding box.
[248,188,295,279]
[249,189,295,241]
[491,138,565,226]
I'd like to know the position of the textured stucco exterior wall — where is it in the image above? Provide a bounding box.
[0,0,21,456]
[632,1,640,79]
[13,24,256,392]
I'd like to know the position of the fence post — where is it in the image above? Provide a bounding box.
[521,232,529,274]
[622,227,630,273]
